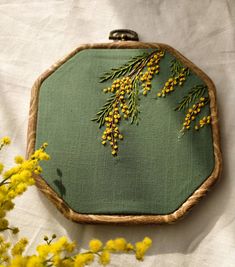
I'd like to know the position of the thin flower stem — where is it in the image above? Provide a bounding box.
[0,178,10,187]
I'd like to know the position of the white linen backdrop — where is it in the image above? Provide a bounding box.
[0,0,234,266]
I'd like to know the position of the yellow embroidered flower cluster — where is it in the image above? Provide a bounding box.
[102,77,131,155]
[195,116,211,130]
[182,97,209,131]
[140,51,164,96]
[103,77,132,95]
[157,68,188,97]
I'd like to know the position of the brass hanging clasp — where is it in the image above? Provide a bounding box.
[109,29,139,41]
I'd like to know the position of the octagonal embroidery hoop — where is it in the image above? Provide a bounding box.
[26,37,222,224]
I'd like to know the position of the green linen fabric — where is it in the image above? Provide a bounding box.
[35,49,215,215]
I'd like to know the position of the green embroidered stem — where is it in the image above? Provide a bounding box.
[128,80,140,125]
[175,84,207,111]
[129,51,156,78]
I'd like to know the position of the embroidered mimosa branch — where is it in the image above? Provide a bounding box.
[175,85,207,111]
[180,96,210,131]
[157,58,190,97]
[173,83,211,132]
[92,50,165,156]
[155,56,211,133]
[171,58,190,77]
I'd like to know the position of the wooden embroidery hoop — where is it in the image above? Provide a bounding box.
[26,30,222,224]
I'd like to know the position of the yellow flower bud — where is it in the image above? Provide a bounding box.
[0,163,4,174]
[89,239,103,253]
[14,156,24,164]
[112,150,117,156]
[1,136,11,145]
[100,250,110,265]
[113,238,127,251]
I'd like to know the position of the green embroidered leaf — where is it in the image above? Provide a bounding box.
[99,53,150,83]
[175,84,207,111]
[91,94,116,128]
[128,81,140,125]
[204,96,210,105]
[170,58,190,77]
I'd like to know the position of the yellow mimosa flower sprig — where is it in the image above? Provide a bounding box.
[0,138,50,234]
[181,97,210,131]
[0,137,11,151]
[157,58,190,98]
[174,85,211,132]
[92,50,165,156]
[195,115,211,130]
[2,235,152,267]
[0,235,10,264]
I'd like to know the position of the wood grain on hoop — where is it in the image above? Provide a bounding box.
[26,42,222,224]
